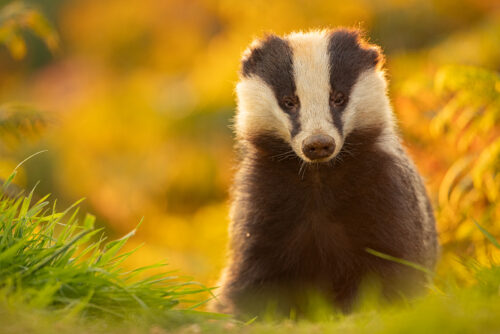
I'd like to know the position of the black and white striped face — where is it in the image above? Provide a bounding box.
[235,29,393,163]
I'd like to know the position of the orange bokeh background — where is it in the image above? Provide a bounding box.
[1,0,499,286]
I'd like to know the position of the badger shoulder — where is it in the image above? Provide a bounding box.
[343,128,438,266]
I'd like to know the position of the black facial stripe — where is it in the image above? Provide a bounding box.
[331,109,344,135]
[328,29,381,134]
[241,35,301,138]
[289,111,301,137]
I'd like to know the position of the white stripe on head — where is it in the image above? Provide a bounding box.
[287,31,343,160]
[235,75,292,142]
[341,69,399,155]
[342,69,393,135]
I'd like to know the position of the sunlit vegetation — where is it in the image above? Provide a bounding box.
[433,66,500,266]
[0,168,222,330]
[1,0,500,332]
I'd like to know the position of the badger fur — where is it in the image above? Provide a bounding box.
[212,28,438,317]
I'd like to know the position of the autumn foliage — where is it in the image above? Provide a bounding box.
[1,0,499,288]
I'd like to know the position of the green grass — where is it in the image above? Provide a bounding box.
[0,167,225,332]
[2,167,500,333]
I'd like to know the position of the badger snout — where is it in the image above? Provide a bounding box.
[302,134,336,161]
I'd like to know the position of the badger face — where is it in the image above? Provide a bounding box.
[235,29,393,163]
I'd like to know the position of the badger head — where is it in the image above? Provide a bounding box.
[235,29,394,163]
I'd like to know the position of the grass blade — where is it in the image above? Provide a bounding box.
[366,248,435,277]
[473,220,500,249]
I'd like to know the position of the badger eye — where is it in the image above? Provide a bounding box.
[330,91,347,107]
[282,95,299,112]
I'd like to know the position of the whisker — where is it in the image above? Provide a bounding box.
[302,161,311,180]
[277,152,297,161]
[270,149,296,161]
[298,161,307,180]
[270,151,294,159]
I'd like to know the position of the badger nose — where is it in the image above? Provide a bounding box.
[302,134,335,160]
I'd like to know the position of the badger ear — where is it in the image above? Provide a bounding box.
[330,28,385,71]
[240,37,267,77]
[240,34,292,78]
[364,43,384,70]
[354,30,385,69]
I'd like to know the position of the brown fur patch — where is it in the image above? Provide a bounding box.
[213,127,438,317]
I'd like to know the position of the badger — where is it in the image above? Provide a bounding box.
[212,28,438,317]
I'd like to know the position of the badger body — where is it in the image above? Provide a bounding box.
[213,29,438,316]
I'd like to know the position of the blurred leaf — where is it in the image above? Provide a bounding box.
[0,1,59,59]
[0,103,48,150]
[434,65,500,261]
